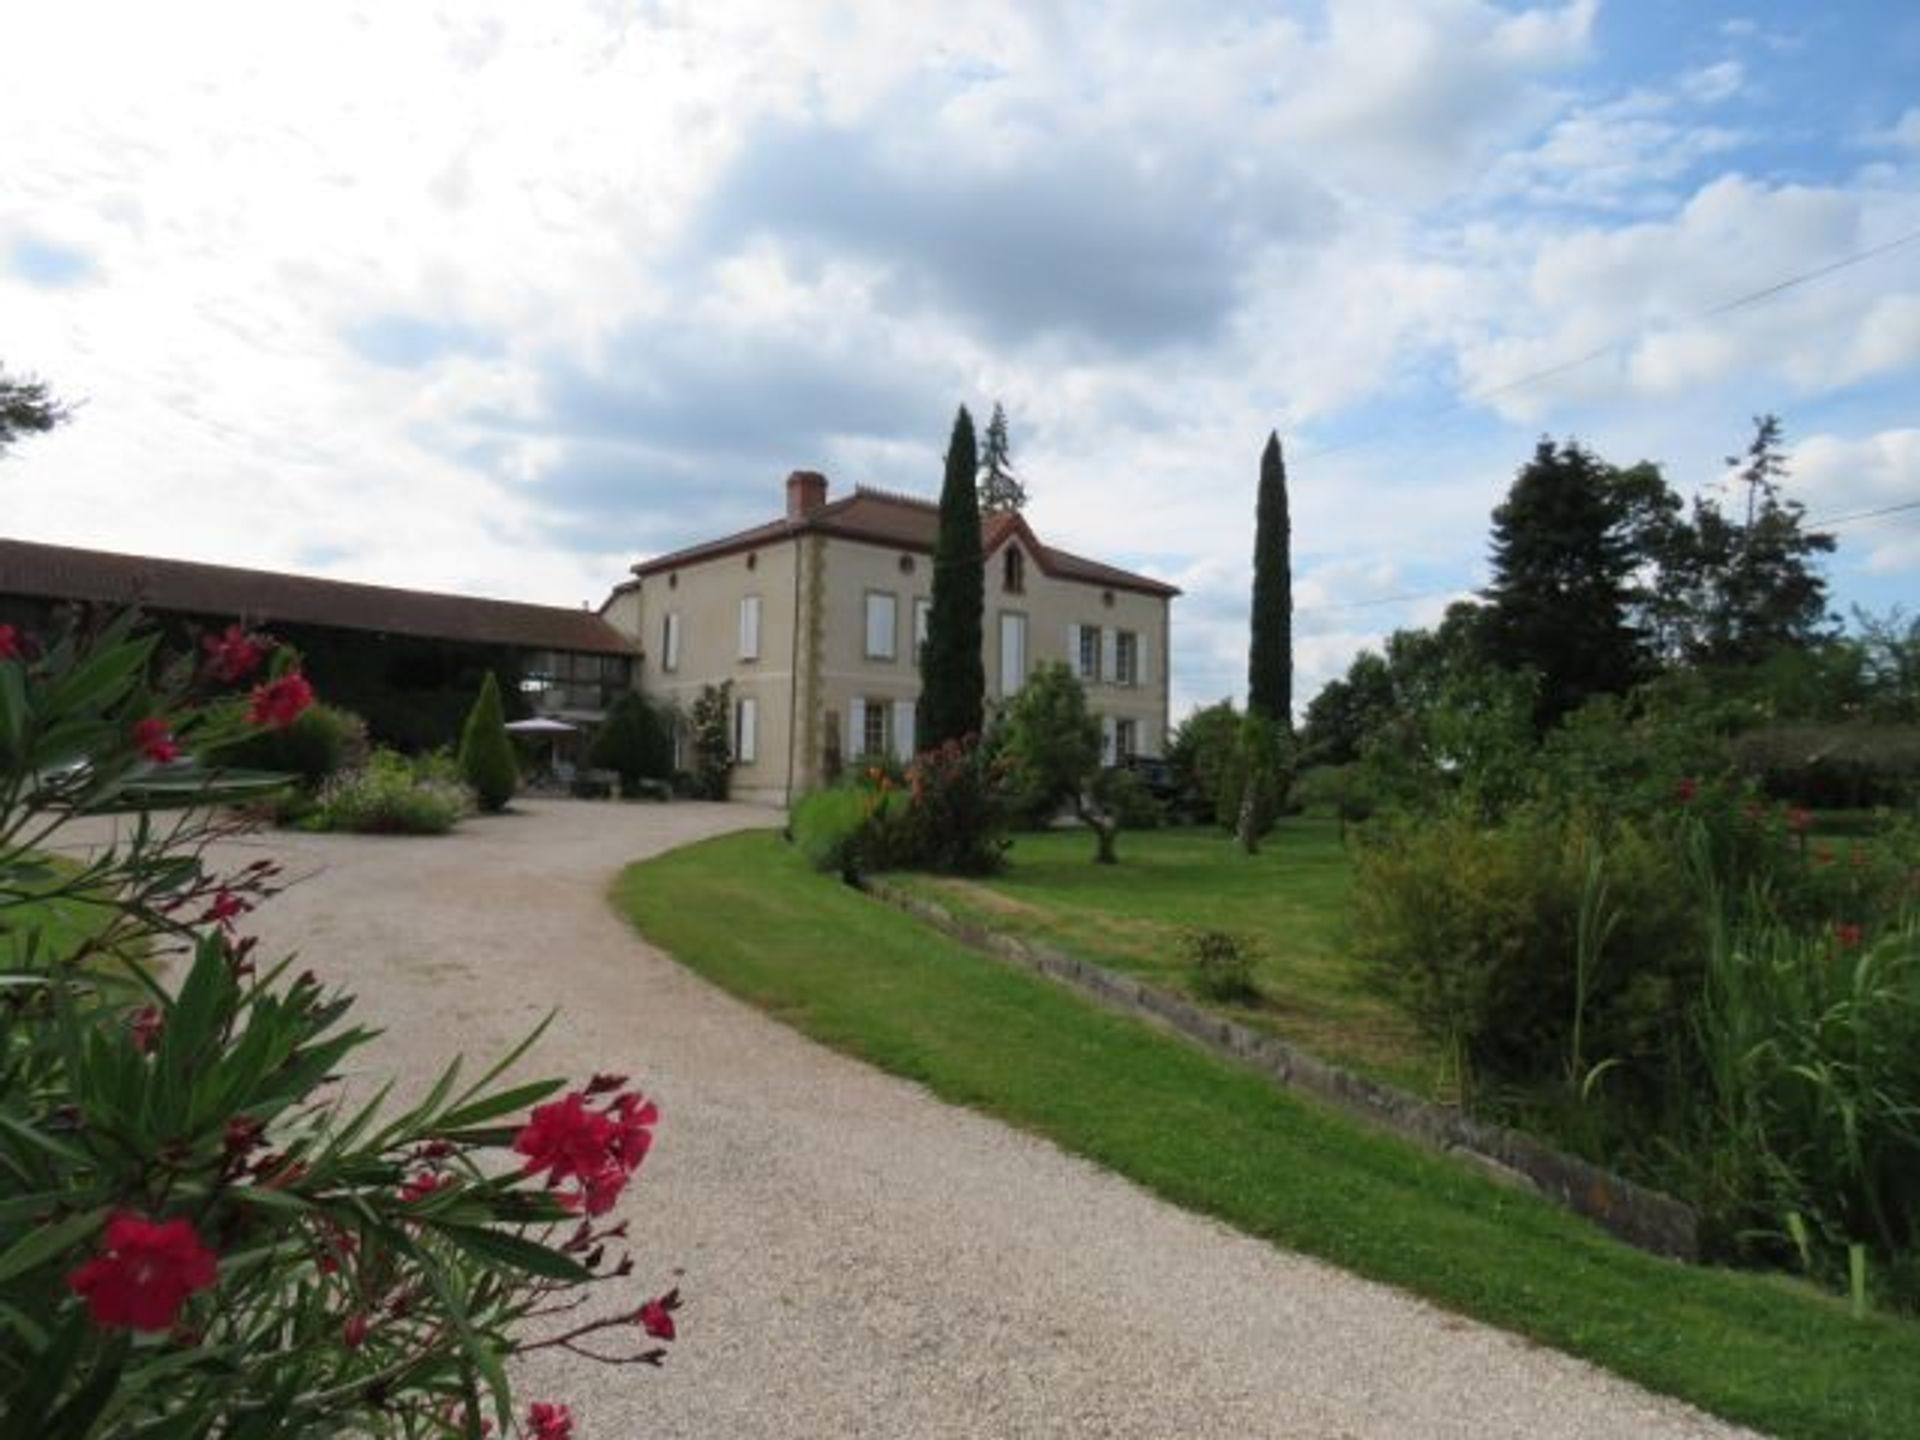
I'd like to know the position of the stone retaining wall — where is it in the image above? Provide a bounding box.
[864,876,1699,1262]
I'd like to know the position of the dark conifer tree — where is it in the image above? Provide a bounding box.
[919,406,985,747]
[1481,438,1643,727]
[1246,431,1293,724]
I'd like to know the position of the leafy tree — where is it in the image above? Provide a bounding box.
[1167,699,1241,824]
[1481,438,1646,728]
[920,406,985,748]
[1224,712,1291,855]
[590,692,673,796]
[1247,431,1293,724]
[1300,651,1394,767]
[457,670,518,812]
[977,400,1027,513]
[1652,416,1835,667]
[0,362,71,456]
[1000,662,1120,862]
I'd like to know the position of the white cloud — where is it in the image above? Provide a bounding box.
[1679,60,1745,105]
[1792,429,1920,574]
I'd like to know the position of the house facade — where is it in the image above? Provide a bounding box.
[602,471,1178,805]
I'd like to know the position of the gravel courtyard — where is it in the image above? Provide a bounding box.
[201,799,1753,1440]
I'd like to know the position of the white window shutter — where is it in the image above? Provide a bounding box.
[849,697,868,758]
[1102,628,1118,684]
[1136,634,1150,688]
[1068,623,1082,675]
[739,596,760,660]
[1101,715,1117,765]
[664,613,681,671]
[892,700,915,760]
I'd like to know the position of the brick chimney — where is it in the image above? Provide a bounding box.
[786,469,828,519]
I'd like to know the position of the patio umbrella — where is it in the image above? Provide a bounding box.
[505,717,582,777]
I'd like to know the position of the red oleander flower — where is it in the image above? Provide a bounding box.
[1834,921,1864,949]
[129,1005,164,1053]
[67,1212,219,1332]
[132,717,181,764]
[638,1288,680,1340]
[247,672,314,728]
[1786,806,1811,833]
[0,624,17,660]
[527,1402,574,1440]
[514,1087,658,1216]
[399,1171,447,1204]
[203,623,268,683]
[342,1312,370,1349]
[1673,776,1698,803]
[203,888,250,929]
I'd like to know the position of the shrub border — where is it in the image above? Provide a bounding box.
[863,874,1699,1261]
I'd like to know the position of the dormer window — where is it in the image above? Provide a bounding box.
[1003,547,1025,594]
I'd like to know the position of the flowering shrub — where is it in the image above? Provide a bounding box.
[897,737,1008,875]
[312,748,477,834]
[0,616,678,1436]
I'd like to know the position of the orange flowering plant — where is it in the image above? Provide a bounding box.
[0,617,676,1438]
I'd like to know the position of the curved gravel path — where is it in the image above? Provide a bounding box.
[204,800,1754,1439]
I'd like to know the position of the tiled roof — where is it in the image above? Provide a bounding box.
[634,486,1180,598]
[0,538,637,656]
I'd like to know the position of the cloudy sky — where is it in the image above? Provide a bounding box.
[4,0,1916,717]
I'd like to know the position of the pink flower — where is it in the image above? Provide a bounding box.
[342,1312,370,1349]
[1785,806,1812,834]
[247,672,314,729]
[132,717,181,764]
[527,1402,574,1440]
[129,1005,164,1054]
[514,1087,658,1216]
[1834,921,1864,950]
[67,1212,219,1332]
[638,1288,680,1341]
[202,889,250,930]
[1672,776,1698,804]
[399,1171,447,1204]
[202,624,267,683]
[0,624,18,661]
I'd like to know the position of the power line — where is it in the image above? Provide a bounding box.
[1292,225,1920,464]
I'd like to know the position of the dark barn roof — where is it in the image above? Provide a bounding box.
[0,538,636,656]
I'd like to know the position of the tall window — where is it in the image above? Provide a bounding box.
[662,612,682,672]
[734,695,758,764]
[864,591,898,660]
[1075,624,1101,682]
[738,595,761,661]
[999,612,1027,696]
[1003,548,1025,593]
[1115,717,1137,760]
[1114,630,1138,686]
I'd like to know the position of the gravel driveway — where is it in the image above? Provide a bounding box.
[190,800,1753,1439]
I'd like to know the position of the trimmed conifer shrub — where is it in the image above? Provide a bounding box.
[457,670,518,812]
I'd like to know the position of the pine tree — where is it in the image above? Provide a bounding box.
[919,407,986,748]
[0,363,70,457]
[1246,431,1293,724]
[1481,438,1645,727]
[457,671,518,813]
[977,401,1027,512]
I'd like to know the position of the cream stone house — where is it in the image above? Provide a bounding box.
[601,471,1178,805]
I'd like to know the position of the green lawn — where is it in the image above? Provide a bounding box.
[615,831,1920,1440]
[886,819,1444,1093]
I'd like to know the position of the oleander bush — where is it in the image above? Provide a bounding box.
[0,616,681,1437]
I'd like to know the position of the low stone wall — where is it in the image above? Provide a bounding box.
[864,876,1699,1262]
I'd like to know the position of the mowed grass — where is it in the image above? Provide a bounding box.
[615,831,1920,1440]
[887,819,1443,1093]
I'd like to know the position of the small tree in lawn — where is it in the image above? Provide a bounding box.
[1224,712,1291,855]
[977,401,1027,513]
[1247,430,1293,727]
[458,670,517,812]
[920,407,986,749]
[1001,662,1121,863]
[591,691,673,797]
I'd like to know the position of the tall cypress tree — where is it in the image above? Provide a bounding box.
[919,406,985,748]
[1247,431,1293,724]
